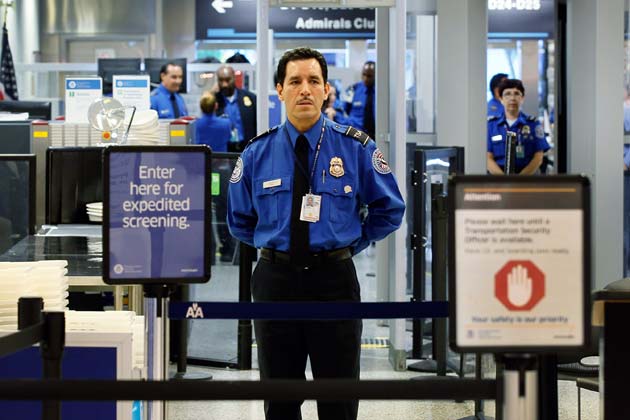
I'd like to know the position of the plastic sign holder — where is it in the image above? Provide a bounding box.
[103,145,212,420]
[448,175,590,420]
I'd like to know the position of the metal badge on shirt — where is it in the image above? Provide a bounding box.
[300,193,321,223]
[329,157,344,177]
[243,96,253,107]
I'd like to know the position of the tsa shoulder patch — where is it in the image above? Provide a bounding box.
[535,124,544,139]
[372,148,391,175]
[230,157,244,183]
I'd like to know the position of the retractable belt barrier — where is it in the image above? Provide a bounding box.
[0,298,500,420]
[0,378,496,402]
[169,301,449,320]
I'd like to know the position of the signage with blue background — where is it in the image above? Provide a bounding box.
[196,0,554,40]
[115,79,148,88]
[66,78,102,90]
[104,146,211,284]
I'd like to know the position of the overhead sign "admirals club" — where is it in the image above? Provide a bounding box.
[195,1,376,40]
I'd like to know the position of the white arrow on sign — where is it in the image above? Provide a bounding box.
[211,0,233,14]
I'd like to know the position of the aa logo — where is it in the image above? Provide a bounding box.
[185,303,204,319]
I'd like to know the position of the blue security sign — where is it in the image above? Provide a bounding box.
[103,146,212,285]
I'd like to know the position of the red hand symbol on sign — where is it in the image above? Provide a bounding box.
[495,260,545,311]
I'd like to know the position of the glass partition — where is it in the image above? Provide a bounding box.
[0,155,36,255]
[188,152,241,366]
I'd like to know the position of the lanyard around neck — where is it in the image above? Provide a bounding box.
[285,119,326,193]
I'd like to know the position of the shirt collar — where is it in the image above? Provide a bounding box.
[227,90,239,103]
[285,114,325,150]
[498,112,527,126]
[158,84,173,96]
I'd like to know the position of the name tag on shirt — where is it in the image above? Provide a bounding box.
[263,178,282,189]
[300,193,321,223]
[491,134,502,142]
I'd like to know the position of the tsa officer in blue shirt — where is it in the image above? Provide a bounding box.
[487,73,507,118]
[195,91,234,263]
[150,62,188,119]
[342,61,376,139]
[487,78,550,175]
[194,91,231,152]
[228,47,404,420]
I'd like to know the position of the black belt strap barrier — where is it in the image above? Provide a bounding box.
[0,379,497,401]
[0,297,66,420]
[169,301,449,320]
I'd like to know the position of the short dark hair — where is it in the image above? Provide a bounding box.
[489,73,508,93]
[160,62,182,76]
[498,78,525,97]
[276,47,328,86]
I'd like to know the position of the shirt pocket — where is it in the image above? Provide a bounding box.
[319,179,355,224]
[253,176,291,227]
[491,139,505,159]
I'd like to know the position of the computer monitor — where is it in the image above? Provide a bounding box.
[144,58,187,94]
[97,58,142,95]
[0,101,52,120]
[46,147,103,225]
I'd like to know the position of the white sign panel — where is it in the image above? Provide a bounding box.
[451,179,588,350]
[112,75,151,111]
[65,77,103,123]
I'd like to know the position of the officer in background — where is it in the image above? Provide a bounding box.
[150,62,188,119]
[227,47,405,420]
[322,84,348,124]
[195,91,234,263]
[214,65,257,152]
[487,72,508,118]
[487,78,550,175]
[195,91,231,152]
[342,61,376,139]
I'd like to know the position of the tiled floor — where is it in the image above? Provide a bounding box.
[172,249,599,420]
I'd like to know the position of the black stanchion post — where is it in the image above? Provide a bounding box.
[41,311,65,420]
[237,242,254,370]
[17,297,43,330]
[537,354,558,420]
[504,132,517,175]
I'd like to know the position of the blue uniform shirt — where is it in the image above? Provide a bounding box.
[194,113,232,152]
[487,112,550,173]
[227,114,405,254]
[150,85,188,119]
[224,92,245,142]
[487,97,504,118]
[343,82,374,132]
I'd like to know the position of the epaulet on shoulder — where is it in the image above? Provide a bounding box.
[332,124,371,147]
[487,115,499,121]
[526,115,537,122]
[247,125,279,146]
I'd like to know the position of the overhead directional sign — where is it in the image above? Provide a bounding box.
[211,0,233,13]
[196,0,376,40]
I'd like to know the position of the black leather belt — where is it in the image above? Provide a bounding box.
[260,247,352,265]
